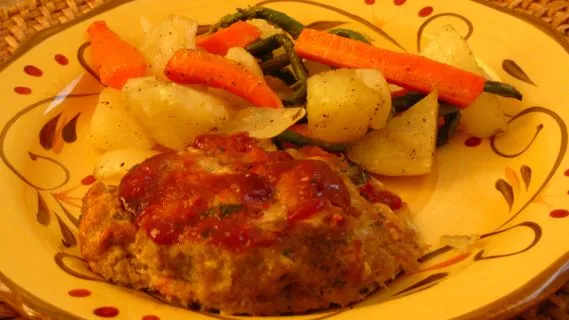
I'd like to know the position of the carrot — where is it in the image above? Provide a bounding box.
[165,49,282,108]
[295,28,486,108]
[87,21,147,89]
[197,21,261,55]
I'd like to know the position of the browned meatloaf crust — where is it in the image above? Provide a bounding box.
[79,133,424,316]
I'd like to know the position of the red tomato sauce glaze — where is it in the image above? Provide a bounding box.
[118,133,396,251]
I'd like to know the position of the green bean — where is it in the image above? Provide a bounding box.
[283,83,307,106]
[329,28,371,44]
[290,79,304,90]
[257,51,274,63]
[274,35,308,80]
[393,92,458,115]
[210,6,305,38]
[208,11,247,33]
[439,104,459,116]
[437,111,461,147]
[273,34,309,106]
[392,92,424,113]
[269,69,297,85]
[276,130,347,153]
[246,35,280,55]
[252,7,304,38]
[484,81,523,100]
[260,54,289,74]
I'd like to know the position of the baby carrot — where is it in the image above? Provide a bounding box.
[165,49,282,108]
[294,28,521,108]
[197,21,261,55]
[87,21,147,89]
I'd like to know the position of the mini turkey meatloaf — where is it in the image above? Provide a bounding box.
[79,132,424,316]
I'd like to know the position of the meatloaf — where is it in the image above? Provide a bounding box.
[79,132,424,316]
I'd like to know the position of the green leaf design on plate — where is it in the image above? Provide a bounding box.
[502,59,536,86]
[491,124,543,158]
[495,179,514,210]
[393,272,449,297]
[62,113,80,143]
[56,214,77,247]
[520,165,532,191]
[54,252,104,282]
[28,151,37,161]
[54,197,79,227]
[39,113,61,151]
[36,191,50,226]
[306,20,347,30]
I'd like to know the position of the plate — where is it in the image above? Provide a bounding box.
[0,0,568,319]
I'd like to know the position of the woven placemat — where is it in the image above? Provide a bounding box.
[0,0,568,319]
[0,0,109,61]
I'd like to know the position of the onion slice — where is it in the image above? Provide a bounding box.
[221,107,306,138]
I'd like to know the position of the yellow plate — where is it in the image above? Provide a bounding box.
[0,0,568,319]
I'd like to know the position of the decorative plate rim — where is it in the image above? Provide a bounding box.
[0,270,83,320]
[0,0,568,319]
[455,251,569,319]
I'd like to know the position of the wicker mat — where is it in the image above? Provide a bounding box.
[0,0,568,319]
